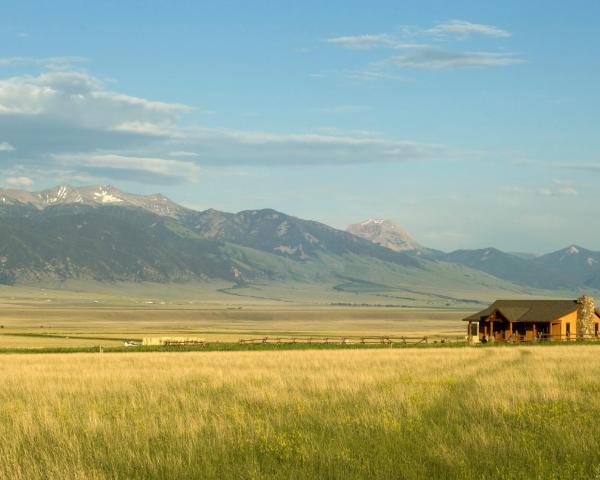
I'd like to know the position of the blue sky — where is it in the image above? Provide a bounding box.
[1,0,599,252]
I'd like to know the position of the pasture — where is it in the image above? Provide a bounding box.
[0,303,468,348]
[1,283,596,479]
[1,346,600,479]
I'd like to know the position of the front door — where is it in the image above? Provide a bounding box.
[551,322,561,340]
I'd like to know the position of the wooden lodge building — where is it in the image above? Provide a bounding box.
[464,296,600,343]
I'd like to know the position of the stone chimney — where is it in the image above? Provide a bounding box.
[576,296,596,338]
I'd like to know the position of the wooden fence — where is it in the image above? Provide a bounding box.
[238,335,464,345]
[503,333,600,343]
[143,337,206,346]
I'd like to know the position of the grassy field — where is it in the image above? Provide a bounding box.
[0,346,599,479]
[0,280,577,348]
[0,301,470,348]
[2,282,597,478]
[0,306,467,345]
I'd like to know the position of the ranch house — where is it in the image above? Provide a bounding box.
[464,296,600,343]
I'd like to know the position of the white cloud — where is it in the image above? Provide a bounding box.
[0,67,468,184]
[0,142,15,152]
[327,20,512,50]
[53,153,201,182]
[326,20,519,77]
[503,182,578,198]
[0,56,87,70]
[557,187,578,196]
[343,70,407,82]
[386,47,523,69]
[428,20,511,38]
[174,127,463,166]
[536,186,578,197]
[169,150,201,158]
[0,71,189,126]
[5,176,33,187]
[0,70,195,183]
[326,34,395,49]
[550,179,578,196]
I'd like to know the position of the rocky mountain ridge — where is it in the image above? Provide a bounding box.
[346,219,425,253]
[0,185,187,217]
[1,185,599,291]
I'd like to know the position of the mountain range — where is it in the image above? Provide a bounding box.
[0,185,598,297]
[348,217,600,290]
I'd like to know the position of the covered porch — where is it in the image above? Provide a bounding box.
[472,310,552,342]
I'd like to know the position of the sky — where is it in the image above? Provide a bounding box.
[1,0,599,253]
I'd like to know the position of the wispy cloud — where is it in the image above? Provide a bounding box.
[326,19,520,79]
[326,34,395,49]
[5,176,33,187]
[502,180,578,198]
[0,68,469,185]
[169,150,201,158]
[54,153,201,183]
[536,187,578,197]
[176,126,468,167]
[0,56,87,70]
[558,163,600,172]
[327,20,512,48]
[428,20,511,38]
[386,47,523,69]
[343,69,407,82]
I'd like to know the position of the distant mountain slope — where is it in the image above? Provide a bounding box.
[181,209,420,267]
[1,185,599,295]
[0,204,244,283]
[0,203,516,304]
[440,245,600,290]
[443,248,563,289]
[347,216,600,292]
[532,245,600,289]
[0,187,530,305]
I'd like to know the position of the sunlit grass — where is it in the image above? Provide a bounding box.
[0,305,468,348]
[1,346,600,479]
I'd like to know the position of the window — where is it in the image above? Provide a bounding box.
[566,323,571,337]
[470,323,478,337]
[595,323,599,337]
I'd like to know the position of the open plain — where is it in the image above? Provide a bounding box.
[0,283,470,348]
[2,346,600,479]
[2,286,599,479]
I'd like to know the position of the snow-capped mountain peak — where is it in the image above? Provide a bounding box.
[93,186,124,204]
[0,184,188,218]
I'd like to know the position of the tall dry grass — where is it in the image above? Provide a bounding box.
[1,346,599,479]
